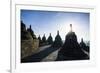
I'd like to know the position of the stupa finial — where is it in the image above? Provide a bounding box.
[70,24,72,32]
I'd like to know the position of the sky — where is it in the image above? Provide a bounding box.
[21,9,90,42]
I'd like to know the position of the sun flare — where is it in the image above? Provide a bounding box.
[57,21,87,42]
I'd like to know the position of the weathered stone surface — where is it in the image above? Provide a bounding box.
[27,25,37,39]
[52,30,63,48]
[21,39,39,59]
[57,31,89,60]
[21,21,39,59]
[80,38,89,53]
[47,33,53,45]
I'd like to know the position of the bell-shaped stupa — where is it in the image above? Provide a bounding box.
[56,24,89,60]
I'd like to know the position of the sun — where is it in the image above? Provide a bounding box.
[60,21,79,32]
[57,21,82,41]
[50,20,89,42]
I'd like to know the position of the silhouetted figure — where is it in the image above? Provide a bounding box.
[47,33,53,45]
[52,30,63,48]
[56,24,89,61]
[27,25,36,39]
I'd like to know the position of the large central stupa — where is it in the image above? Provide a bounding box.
[56,24,89,60]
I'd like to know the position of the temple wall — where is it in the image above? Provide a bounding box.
[21,39,39,59]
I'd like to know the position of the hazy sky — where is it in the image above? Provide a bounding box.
[21,10,90,42]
